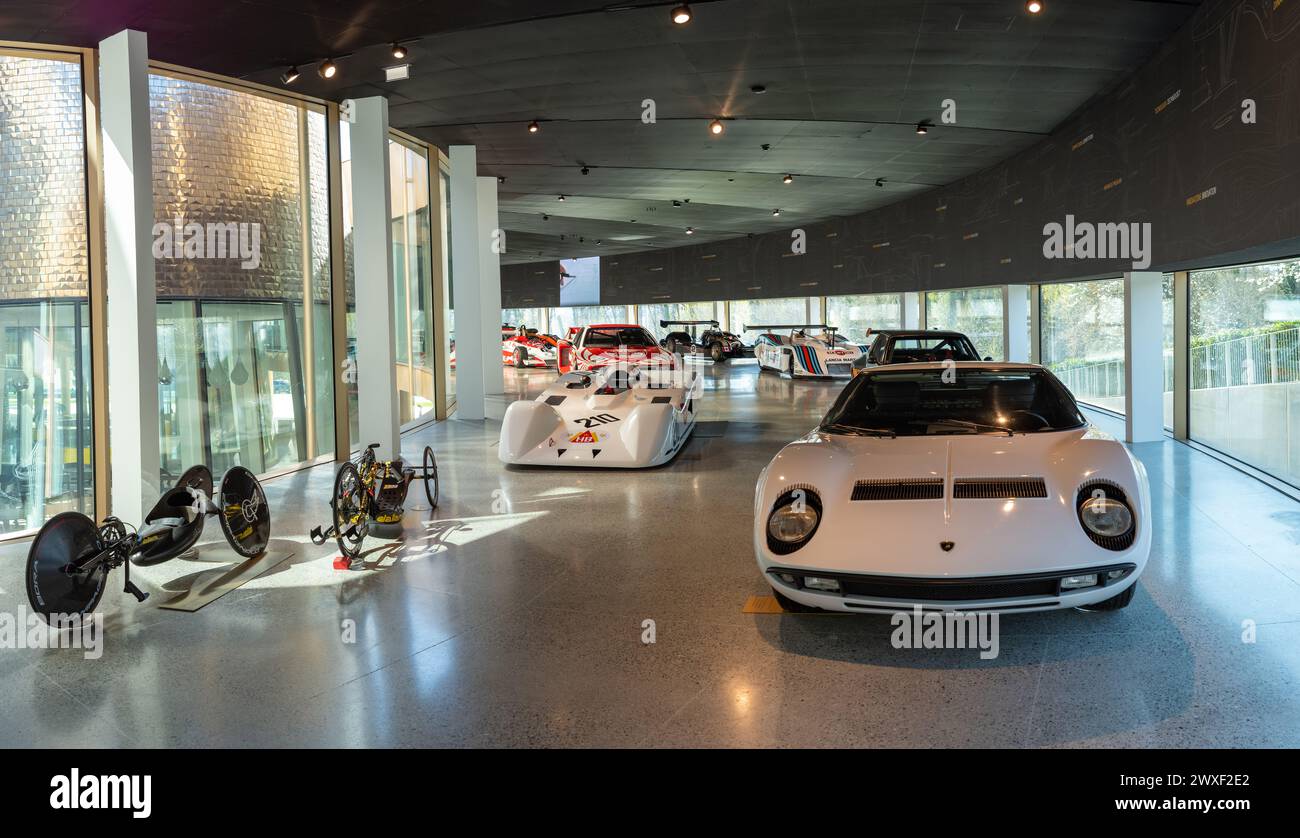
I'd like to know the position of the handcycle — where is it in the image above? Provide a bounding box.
[310,443,439,562]
[25,464,271,623]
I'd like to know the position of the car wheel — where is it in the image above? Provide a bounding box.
[709,342,724,362]
[1078,583,1136,612]
[771,587,822,613]
[513,346,528,367]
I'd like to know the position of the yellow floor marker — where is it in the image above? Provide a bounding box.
[743,594,787,614]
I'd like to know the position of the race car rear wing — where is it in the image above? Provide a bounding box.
[660,319,720,327]
[743,323,838,332]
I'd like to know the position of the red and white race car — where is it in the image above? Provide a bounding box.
[501,325,560,368]
[557,324,677,374]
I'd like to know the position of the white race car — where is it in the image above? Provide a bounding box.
[499,365,702,468]
[748,324,864,379]
[755,362,1151,614]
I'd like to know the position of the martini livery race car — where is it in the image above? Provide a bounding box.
[499,365,702,467]
[659,320,747,362]
[557,324,676,374]
[755,362,1151,614]
[502,325,560,368]
[748,324,865,379]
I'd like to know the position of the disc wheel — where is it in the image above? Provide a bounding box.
[514,346,528,368]
[26,512,108,621]
[332,461,367,560]
[422,446,439,509]
[218,466,271,558]
[709,342,725,362]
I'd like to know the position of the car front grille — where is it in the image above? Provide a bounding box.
[953,477,1048,499]
[851,478,944,501]
[838,576,1060,601]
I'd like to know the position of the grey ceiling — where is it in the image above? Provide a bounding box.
[2,0,1200,264]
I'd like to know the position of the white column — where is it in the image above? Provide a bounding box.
[902,291,923,329]
[1003,284,1030,362]
[100,29,159,523]
[1028,284,1042,364]
[450,146,485,420]
[350,97,400,457]
[477,176,505,400]
[1124,271,1164,443]
[1172,271,1189,439]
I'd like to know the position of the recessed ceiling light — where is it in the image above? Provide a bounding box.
[685,227,695,235]
[280,66,300,85]
[318,59,337,79]
[557,195,566,201]
[384,64,410,82]
[772,209,781,217]
[751,84,766,94]
[672,200,682,207]
[916,120,930,135]
[1026,0,1043,13]
[783,174,793,184]
[391,42,408,60]
[671,4,692,25]
[709,118,724,136]
[528,120,541,133]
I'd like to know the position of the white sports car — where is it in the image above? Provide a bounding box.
[499,364,702,468]
[748,324,865,379]
[755,362,1151,613]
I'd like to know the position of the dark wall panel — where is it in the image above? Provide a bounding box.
[560,0,1300,307]
[500,260,559,307]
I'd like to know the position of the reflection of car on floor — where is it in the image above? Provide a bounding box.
[499,365,702,467]
[851,329,986,376]
[658,320,748,362]
[501,325,560,368]
[755,362,1150,614]
[557,324,676,374]
[748,324,864,378]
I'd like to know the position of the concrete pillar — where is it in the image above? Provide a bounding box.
[449,146,485,420]
[100,29,160,522]
[1003,284,1030,362]
[902,291,923,329]
[1172,271,1189,439]
[1124,271,1164,443]
[1028,284,1042,364]
[350,97,400,457]
[477,176,505,408]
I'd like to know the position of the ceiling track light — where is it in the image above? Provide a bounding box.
[685,227,695,235]
[527,120,541,134]
[916,119,931,135]
[280,66,300,85]
[391,42,408,60]
[772,209,781,217]
[581,166,590,175]
[672,200,682,207]
[557,195,566,201]
[671,4,693,25]
[318,58,337,79]
[875,178,886,188]
[709,118,725,136]
[782,174,794,184]
[1026,0,1043,13]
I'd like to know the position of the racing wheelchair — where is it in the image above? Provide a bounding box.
[310,443,439,562]
[25,465,270,622]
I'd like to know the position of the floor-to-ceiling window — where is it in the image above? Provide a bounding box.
[1163,275,1175,429]
[151,71,334,479]
[389,137,435,426]
[924,287,1004,360]
[0,50,94,534]
[502,307,548,333]
[825,293,903,344]
[728,297,809,340]
[550,305,632,335]
[1039,278,1126,413]
[638,301,719,337]
[1190,258,1300,488]
[439,167,455,412]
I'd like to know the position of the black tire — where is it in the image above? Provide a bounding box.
[782,348,795,375]
[771,587,822,613]
[332,461,367,560]
[218,466,271,557]
[1078,583,1136,612]
[709,342,725,362]
[422,446,439,509]
[666,339,680,357]
[513,346,528,368]
[26,512,108,622]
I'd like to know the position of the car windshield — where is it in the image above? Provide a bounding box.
[820,368,1086,436]
[886,335,982,362]
[584,327,657,347]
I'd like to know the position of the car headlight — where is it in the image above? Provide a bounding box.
[765,487,822,555]
[1076,482,1136,550]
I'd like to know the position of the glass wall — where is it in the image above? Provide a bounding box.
[151,72,334,479]
[825,293,902,344]
[639,301,719,338]
[389,138,435,426]
[439,168,454,412]
[550,305,633,335]
[728,297,809,340]
[1163,275,1175,429]
[0,51,94,534]
[925,287,1004,360]
[503,307,548,334]
[1039,279,1126,412]
[1190,258,1300,487]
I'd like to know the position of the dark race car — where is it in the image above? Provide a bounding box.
[851,329,988,376]
[658,319,749,362]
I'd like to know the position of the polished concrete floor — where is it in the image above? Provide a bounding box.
[3,361,1299,747]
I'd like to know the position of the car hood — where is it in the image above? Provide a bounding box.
[757,426,1150,576]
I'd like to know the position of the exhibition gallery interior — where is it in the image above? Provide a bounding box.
[1,0,1298,750]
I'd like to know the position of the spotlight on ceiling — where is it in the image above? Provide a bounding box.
[542,214,550,221]
[709,118,725,136]
[581,166,590,175]
[875,178,886,187]
[1026,0,1043,13]
[557,195,566,202]
[782,174,794,184]
[916,120,931,135]
[750,84,767,94]
[391,42,408,60]
[772,209,781,217]
[685,227,695,235]
[528,120,541,134]
[497,176,506,184]
[318,59,337,79]
[280,66,300,85]
[671,4,693,25]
